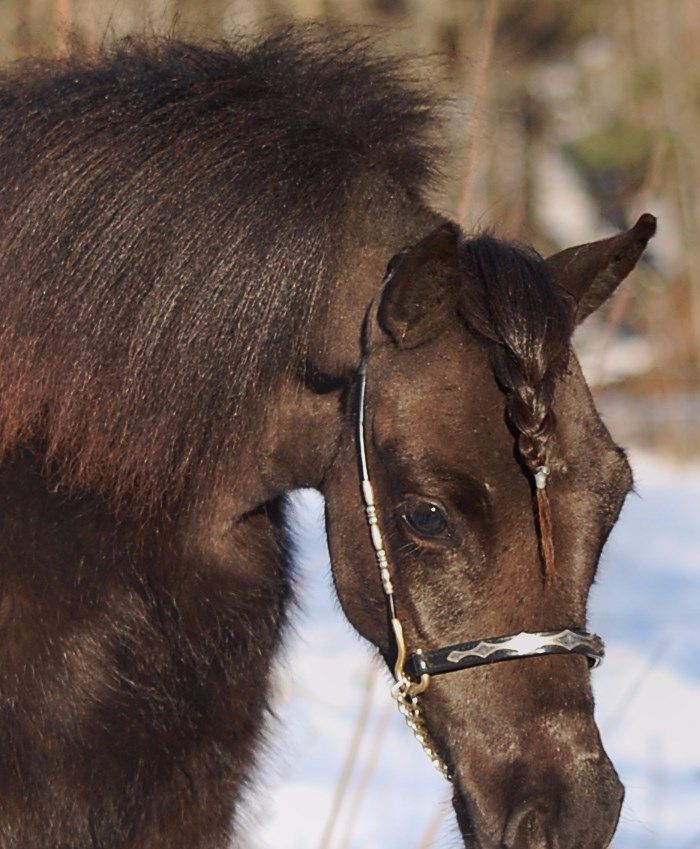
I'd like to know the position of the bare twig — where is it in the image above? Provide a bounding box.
[317,664,378,849]
[590,283,634,393]
[415,798,450,849]
[457,0,500,224]
[656,0,700,381]
[602,640,669,738]
[54,0,70,54]
[15,0,32,55]
[334,701,394,849]
[590,139,667,393]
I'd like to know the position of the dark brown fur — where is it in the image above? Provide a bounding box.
[0,29,440,514]
[0,29,655,849]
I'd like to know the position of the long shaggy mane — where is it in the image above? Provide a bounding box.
[0,27,442,513]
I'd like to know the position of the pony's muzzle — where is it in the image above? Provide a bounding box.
[496,765,624,849]
[451,746,624,849]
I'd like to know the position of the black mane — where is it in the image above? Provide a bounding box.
[458,234,572,472]
[0,28,441,511]
[457,234,573,575]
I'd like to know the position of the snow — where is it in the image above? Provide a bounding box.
[244,452,700,849]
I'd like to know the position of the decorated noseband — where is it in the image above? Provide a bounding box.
[355,359,605,781]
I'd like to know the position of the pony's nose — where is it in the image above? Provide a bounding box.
[499,771,624,849]
[501,798,557,849]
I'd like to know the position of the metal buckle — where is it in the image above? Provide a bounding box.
[391,617,430,696]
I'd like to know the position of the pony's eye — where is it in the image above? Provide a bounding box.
[402,499,449,539]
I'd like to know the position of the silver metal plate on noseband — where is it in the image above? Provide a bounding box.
[405,629,604,680]
[355,360,605,782]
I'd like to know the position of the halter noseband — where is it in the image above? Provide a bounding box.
[356,359,604,781]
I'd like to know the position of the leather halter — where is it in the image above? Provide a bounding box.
[356,358,604,780]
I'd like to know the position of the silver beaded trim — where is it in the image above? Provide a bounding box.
[357,368,396,604]
[361,481,394,596]
[357,364,451,780]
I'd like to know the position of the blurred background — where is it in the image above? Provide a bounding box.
[0,2,697,849]
[3,0,698,452]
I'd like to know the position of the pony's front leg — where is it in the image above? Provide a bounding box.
[0,473,292,849]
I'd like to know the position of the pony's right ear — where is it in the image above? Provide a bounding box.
[378,222,461,349]
[546,213,656,324]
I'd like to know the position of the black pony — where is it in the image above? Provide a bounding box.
[0,28,655,849]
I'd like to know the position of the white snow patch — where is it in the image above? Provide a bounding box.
[245,453,700,849]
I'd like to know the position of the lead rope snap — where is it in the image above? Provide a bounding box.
[390,679,452,781]
[389,621,449,777]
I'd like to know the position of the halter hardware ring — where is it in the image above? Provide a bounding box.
[391,617,430,696]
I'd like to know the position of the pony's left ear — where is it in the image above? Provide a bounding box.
[378,222,461,348]
[545,213,656,324]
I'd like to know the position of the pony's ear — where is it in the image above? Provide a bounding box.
[545,213,656,324]
[378,222,461,348]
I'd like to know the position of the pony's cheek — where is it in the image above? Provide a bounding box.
[321,447,393,657]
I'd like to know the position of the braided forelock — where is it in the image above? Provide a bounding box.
[457,234,573,578]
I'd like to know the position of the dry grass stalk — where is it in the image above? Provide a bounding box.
[415,798,450,849]
[333,701,394,849]
[317,664,378,849]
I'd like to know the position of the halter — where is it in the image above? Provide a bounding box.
[356,359,604,781]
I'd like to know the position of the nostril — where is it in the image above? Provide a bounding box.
[502,800,558,849]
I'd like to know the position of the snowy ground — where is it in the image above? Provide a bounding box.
[243,451,700,849]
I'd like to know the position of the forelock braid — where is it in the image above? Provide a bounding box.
[495,348,557,469]
[458,235,572,579]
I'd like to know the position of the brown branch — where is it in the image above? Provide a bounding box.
[54,0,70,55]
[456,0,500,224]
[15,0,32,56]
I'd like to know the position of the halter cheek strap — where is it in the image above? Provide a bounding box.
[355,357,605,782]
